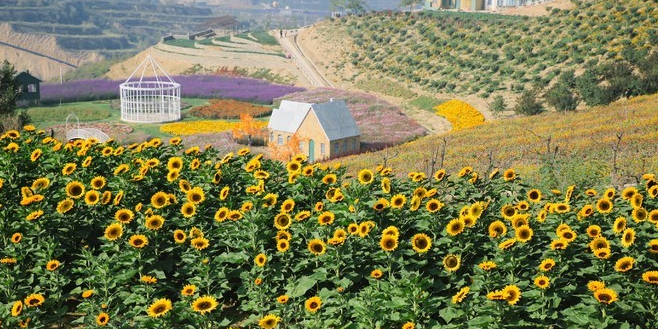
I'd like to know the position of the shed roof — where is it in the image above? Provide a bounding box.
[14,71,42,83]
[312,100,360,141]
[268,99,360,141]
[267,100,311,133]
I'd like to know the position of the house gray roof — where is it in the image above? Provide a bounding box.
[268,99,360,141]
[312,100,360,141]
[267,100,311,133]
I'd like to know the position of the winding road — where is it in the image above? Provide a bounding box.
[277,30,333,88]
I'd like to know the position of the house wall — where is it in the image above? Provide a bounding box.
[267,109,361,162]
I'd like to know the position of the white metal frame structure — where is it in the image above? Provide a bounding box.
[120,54,181,123]
[65,113,111,142]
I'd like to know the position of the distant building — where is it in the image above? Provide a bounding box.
[267,100,361,162]
[425,0,533,11]
[14,71,41,105]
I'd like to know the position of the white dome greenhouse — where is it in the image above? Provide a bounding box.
[120,54,181,123]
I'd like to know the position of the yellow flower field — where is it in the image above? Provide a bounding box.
[160,120,267,136]
[1,126,658,328]
[434,99,485,131]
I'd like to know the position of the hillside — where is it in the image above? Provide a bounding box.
[301,0,658,104]
[332,93,658,190]
[0,23,101,81]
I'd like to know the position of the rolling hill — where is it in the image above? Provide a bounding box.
[301,0,658,102]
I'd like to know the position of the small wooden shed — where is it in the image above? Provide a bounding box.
[267,100,361,162]
[14,71,41,104]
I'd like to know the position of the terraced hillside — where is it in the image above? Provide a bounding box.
[319,0,658,98]
[0,0,217,57]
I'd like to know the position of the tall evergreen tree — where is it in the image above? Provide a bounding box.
[0,60,20,115]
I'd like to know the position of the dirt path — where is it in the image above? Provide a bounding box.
[277,30,333,88]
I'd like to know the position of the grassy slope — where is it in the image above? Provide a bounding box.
[332,94,658,190]
[328,0,658,98]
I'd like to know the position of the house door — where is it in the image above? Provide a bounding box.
[309,139,315,162]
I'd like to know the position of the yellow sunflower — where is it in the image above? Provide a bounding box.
[46,259,61,272]
[648,210,658,224]
[82,290,94,298]
[263,193,278,208]
[145,215,165,230]
[322,173,337,184]
[187,187,206,204]
[502,285,521,305]
[650,239,658,254]
[596,198,613,213]
[411,233,432,253]
[307,238,327,256]
[255,253,267,267]
[621,186,637,200]
[550,238,569,250]
[370,269,383,279]
[632,208,648,222]
[181,202,196,218]
[258,314,281,329]
[151,192,169,209]
[358,169,374,185]
[56,198,75,214]
[347,223,359,235]
[478,261,497,271]
[594,288,617,304]
[390,194,407,209]
[434,169,446,181]
[372,198,390,211]
[166,170,180,182]
[426,199,444,213]
[147,298,172,318]
[30,148,42,162]
[503,168,516,181]
[488,221,507,238]
[191,237,210,250]
[443,254,461,272]
[381,177,391,194]
[642,271,658,284]
[589,237,610,252]
[458,166,472,177]
[534,275,550,289]
[382,226,399,238]
[527,189,542,203]
[621,228,636,248]
[104,223,123,241]
[274,213,292,230]
[96,312,110,326]
[446,218,465,236]
[31,177,50,190]
[167,157,183,171]
[357,222,372,237]
[380,235,398,252]
[305,296,322,313]
[191,295,218,314]
[277,239,290,252]
[129,235,148,249]
[65,181,85,199]
[587,280,605,292]
[586,225,602,238]
[115,209,134,224]
[24,293,45,307]
[402,322,415,329]
[500,204,516,219]
[11,301,23,316]
[515,225,533,243]
[594,247,611,260]
[277,230,292,241]
[62,163,77,175]
[499,238,517,250]
[84,190,100,205]
[11,232,22,244]
[539,258,556,272]
[181,284,196,296]
[614,256,634,272]
[317,211,335,226]
[26,210,44,221]
[631,194,643,209]
[173,229,187,244]
[141,275,157,284]
[451,286,470,304]
[101,191,112,205]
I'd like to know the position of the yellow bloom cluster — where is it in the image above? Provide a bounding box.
[434,99,485,131]
[159,120,266,136]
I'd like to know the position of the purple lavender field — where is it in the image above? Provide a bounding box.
[40,75,305,105]
[277,88,427,151]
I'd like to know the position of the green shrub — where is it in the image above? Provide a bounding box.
[514,88,544,116]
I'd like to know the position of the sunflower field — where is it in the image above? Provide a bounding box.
[1,126,658,328]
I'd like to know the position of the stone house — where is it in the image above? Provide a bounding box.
[267,99,360,162]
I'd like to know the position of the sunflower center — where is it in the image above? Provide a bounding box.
[415,239,428,249]
[312,244,323,253]
[198,301,211,310]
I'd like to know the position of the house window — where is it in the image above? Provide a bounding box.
[27,84,37,93]
[353,139,357,150]
[286,136,290,143]
[342,141,347,153]
[270,132,274,142]
[333,143,339,154]
[299,141,304,152]
[321,143,326,155]
[277,134,283,145]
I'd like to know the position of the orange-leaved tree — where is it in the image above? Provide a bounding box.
[232,114,266,146]
[268,133,303,162]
